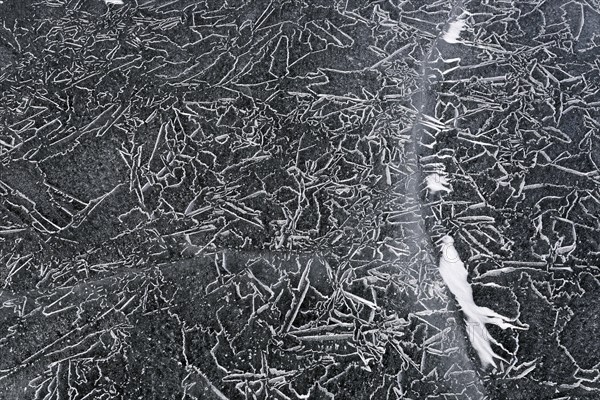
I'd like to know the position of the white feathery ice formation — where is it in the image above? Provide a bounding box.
[442,19,466,44]
[438,235,526,368]
[425,173,452,194]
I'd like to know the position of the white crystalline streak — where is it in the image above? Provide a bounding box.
[104,0,124,4]
[425,173,451,194]
[438,235,524,368]
[442,19,466,44]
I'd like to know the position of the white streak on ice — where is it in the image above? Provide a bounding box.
[438,235,526,368]
[104,0,124,4]
[443,19,466,44]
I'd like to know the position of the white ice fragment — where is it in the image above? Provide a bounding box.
[438,235,526,368]
[442,19,466,44]
[104,0,124,4]
[426,173,451,194]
